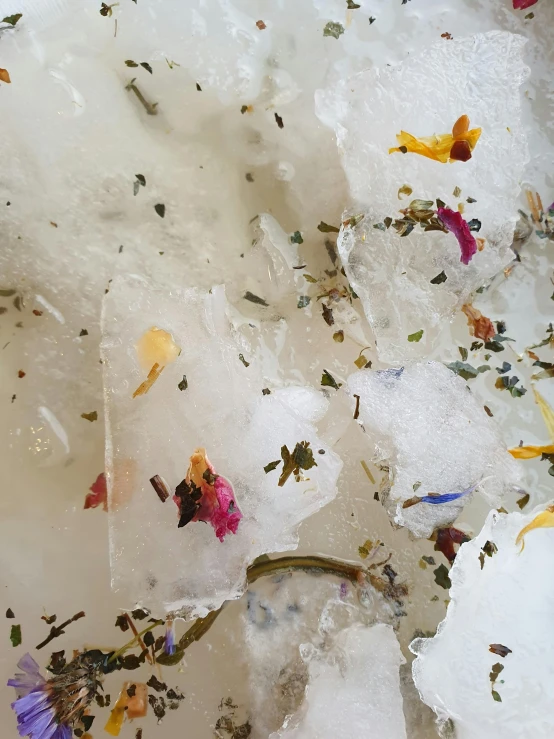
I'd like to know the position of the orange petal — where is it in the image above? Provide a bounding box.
[515,505,554,551]
[0,68,11,84]
[104,682,148,736]
[509,444,554,460]
[452,114,470,137]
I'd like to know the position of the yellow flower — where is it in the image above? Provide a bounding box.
[509,444,554,459]
[389,114,482,163]
[516,505,554,551]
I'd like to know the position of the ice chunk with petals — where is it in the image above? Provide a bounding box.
[271,623,407,739]
[411,502,554,739]
[347,362,522,538]
[316,32,529,362]
[102,274,342,618]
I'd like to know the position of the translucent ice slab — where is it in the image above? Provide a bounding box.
[316,32,529,362]
[411,501,554,739]
[101,274,342,617]
[347,362,522,538]
[271,623,407,739]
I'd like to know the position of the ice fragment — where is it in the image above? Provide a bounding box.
[316,32,529,361]
[347,362,522,538]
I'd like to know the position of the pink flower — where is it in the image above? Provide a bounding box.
[437,207,478,265]
[174,449,242,542]
[513,0,538,9]
[84,473,108,511]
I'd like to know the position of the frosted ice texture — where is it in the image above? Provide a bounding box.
[243,572,394,737]
[271,623,407,739]
[316,32,529,362]
[347,362,522,538]
[411,502,554,739]
[101,274,342,617]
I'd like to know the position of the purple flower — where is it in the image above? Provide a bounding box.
[8,652,100,739]
[437,207,478,265]
[165,619,176,656]
[421,481,480,505]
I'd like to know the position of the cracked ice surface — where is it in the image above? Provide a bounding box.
[347,362,522,538]
[102,274,342,617]
[316,32,529,362]
[271,623,407,739]
[411,502,554,739]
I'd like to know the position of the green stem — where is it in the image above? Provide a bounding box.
[156,555,366,666]
[108,619,163,663]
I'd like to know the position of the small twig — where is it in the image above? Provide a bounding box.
[36,611,86,650]
[126,79,158,116]
[125,613,153,665]
[108,620,163,663]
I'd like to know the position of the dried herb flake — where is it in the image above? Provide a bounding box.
[430,271,447,284]
[321,369,342,390]
[323,21,345,39]
[408,329,424,343]
[10,624,21,647]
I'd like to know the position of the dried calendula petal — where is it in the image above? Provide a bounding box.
[515,505,554,551]
[104,682,147,736]
[389,115,481,163]
[509,444,554,460]
[132,362,164,398]
[533,386,554,442]
[0,68,11,84]
[135,326,180,370]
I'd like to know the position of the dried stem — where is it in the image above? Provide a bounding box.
[36,611,86,650]
[156,555,367,666]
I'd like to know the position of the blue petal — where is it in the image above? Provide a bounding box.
[52,723,73,739]
[12,689,51,719]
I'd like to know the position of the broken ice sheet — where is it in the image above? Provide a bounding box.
[316,32,529,362]
[347,362,522,538]
[242,572,394,737]
[101,274,341,617]
[271,623,407,739]
[411,501,554,739]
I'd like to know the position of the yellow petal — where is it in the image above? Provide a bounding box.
[135,326,180,371]
[132,362,164,398]
[104,682,148,736]
[389,131,443,162]
[516,505,554,551]
[509,444,554,460]
[460,127,482,149]
[452,114,470,137]
[533,386,554,443]
[389,123,481,164]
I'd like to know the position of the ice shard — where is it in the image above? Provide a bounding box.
[412,501,554,739]
[102,273,342,617]
[347,362,522,538]
[316,32,529,362]
[271,623,407,739]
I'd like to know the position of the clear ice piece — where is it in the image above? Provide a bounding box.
[347,362,522,538]
[411,502,554,739]
[102,274,342,617]
[271,623,407,739]
[316,32,529,362]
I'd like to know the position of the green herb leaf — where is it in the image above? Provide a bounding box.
[81,411,98,422]
[446,361,478,380]
[178,375,188,391]
[264,460,281,474]
[430,271,447,284]
[2,13,22,25]
[398,184,413,199]
[408,329,424,343]
[125,60,139,67]
[323,21,345,39]
[317,221,340,233]
[238,353,250,367]
[244,291,268,306]
[373,222,386,231]
[304,274,318,283]
[321,369,342,390]
[322,304,334,326]
[459,347,468,361]
[433,564,451,590]
[278,441,317,487]
[10,624,21,647]
[140,62,153,74]
[290,231,303,244]
[453,186,461,197]
[517,492,530,510]
[297,295,311,308]
[333,330,344,343]
[154,203,165,218]
[491,690,502,702]
[346,0,360,7]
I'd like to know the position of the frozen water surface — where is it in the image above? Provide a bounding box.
[412,502,554,739]
[102,273,342,616]
[348,362,522,538]
[317,32,529,362]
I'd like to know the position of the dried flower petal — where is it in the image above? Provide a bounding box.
[84,473,108,511]
[509,444,554,460]
[516,505,554,551]
[437,207,478,264]
[389,116,481,163]
[461,304,496,341]
[174,448,242,541]
[513,0,538,9]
